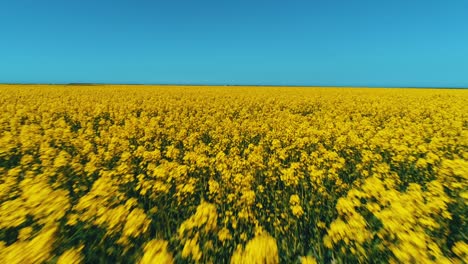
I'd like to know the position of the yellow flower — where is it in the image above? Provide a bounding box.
[181,237,202,261]
[300,255,318,264]
[17,226,33,241]
[289,194,301,205]
[291,205,304,217]
[57,245,84,264]
[139,240,174,264]
[119,208,151,243]
[452,241,468,263]
[231,233,278,264]
[179,201,218,236]
[290,194,304,217]
[218,227,232,242]
[0,225,57,264]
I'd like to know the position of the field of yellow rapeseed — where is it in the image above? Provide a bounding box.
[0,84,467,263]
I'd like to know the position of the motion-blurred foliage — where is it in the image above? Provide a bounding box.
[0,85,466,263]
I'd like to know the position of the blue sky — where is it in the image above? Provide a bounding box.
[0,0,467,87]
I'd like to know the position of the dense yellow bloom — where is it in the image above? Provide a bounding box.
[452,241,468,263]
[230,233,279,264]
[325,176,454,263]
[57,245,84,264]
[179,201,218,237]
[119,207,152,245]
[139,240,174,264]
[0,225,57,264]
[181,236,202,261]
[0,85,466,263]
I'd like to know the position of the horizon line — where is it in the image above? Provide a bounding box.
[1,82,467,89]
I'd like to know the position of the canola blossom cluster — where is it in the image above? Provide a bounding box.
[0,85,467,263]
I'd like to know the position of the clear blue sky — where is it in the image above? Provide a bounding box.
[1,0,467,87]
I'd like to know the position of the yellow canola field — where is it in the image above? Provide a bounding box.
[0,85,467,263]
